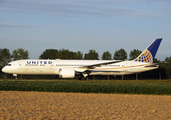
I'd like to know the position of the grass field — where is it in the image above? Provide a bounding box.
[0,79,171,95]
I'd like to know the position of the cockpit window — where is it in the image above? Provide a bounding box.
[8,64,11,66]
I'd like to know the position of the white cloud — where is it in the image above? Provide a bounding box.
[0,23,37,28]
[0,0,166,18]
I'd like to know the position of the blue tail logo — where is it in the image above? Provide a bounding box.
[134,38,162,63]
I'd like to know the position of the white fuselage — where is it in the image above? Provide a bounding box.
[2,59,158,76]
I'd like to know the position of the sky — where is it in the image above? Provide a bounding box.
[0,0,171,60]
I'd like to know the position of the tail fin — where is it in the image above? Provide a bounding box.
[134,38,162,63]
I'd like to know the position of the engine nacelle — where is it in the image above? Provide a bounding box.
[59,68,75,78]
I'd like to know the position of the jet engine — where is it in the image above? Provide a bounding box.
[59,68,75,78]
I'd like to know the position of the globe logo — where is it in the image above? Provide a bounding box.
[135,49,153,63]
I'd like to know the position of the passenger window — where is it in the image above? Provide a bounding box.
[8,64,11,66]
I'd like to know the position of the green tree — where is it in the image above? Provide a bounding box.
[84,54,88,60]
[74,51,83,59]
[165,57,171,64]
[113,48,127,60]
[56,49,82,59]
[84,49,99,60]
[12,48,29,60]
[0,48,12,68]
[39,49,58,59]
[163,57,171,79]
[153,58,161,63]
[102,51,112,60]
[129,49,142,60]
[57,49,72,59]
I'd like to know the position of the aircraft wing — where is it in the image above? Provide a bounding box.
[79,60,122,69]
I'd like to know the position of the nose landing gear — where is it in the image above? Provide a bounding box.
[13,74,17,79]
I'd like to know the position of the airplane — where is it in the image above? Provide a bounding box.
[2,38,162,80]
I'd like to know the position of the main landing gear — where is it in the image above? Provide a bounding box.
[78,74,89,80]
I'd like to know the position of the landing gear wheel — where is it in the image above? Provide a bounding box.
[78,75,84,80]
[85,77,89,80]
[78,76,82,80]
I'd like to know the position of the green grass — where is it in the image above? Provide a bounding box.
[0,79,171,95]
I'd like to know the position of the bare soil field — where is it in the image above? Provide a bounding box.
[0,91,171,119]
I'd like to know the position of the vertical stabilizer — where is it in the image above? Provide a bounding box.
[134,38,162,63]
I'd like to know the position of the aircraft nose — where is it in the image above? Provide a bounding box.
[2,66,7,73]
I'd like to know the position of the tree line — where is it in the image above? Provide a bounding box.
[39,48,142,60]
[0,48,171,79]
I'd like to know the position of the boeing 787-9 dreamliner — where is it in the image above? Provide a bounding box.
[2,38,162,79]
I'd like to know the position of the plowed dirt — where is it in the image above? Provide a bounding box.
[0,91,171,119]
